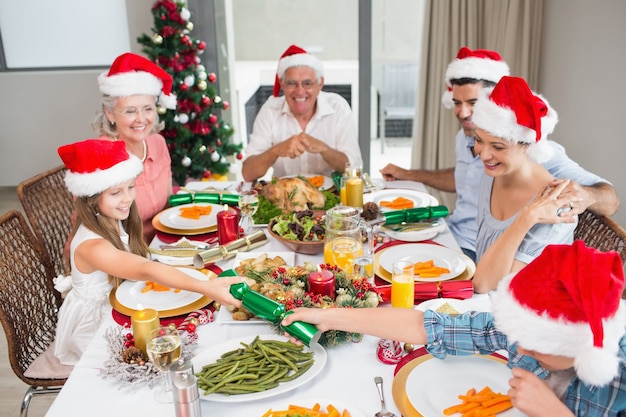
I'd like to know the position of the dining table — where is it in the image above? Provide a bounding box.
[44,179,483,417]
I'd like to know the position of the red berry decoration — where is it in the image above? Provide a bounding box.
[208,114,218,124]
[197,41,206,50]
[202,170,211,178]
[186,322,197,333]
[236,153,243,160]
[180,83,189,92]
[223,101,230,110]
[208,72,217,83]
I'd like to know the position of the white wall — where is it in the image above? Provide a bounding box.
[539,0,626,226]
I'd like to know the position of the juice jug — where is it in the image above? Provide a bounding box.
[323,206,373,271]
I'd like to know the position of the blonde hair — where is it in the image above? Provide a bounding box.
[91,95,164,138]
[68,193,149,287]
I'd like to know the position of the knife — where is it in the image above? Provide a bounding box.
[159,244,213,251]
[380,220,440,233]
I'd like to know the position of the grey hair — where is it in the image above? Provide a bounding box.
[91,95,164,137]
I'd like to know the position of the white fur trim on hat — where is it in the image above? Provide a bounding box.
[277,54,324,79]
[64,154,143,197]
[98,71,163,98]
[444,57,510,87]
[491,273,626,386]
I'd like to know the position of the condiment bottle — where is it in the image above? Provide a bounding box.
[170,358,202,417]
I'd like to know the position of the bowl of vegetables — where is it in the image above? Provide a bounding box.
[267,210,326,254]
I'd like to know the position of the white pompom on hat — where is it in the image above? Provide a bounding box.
[98,52,177,109]
[491,240,626,387]
[273,44,324,97]
[58,139,143,197]
[442,46,510,108]
[471,76,558,163]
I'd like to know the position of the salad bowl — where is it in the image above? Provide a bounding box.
[267,210,326,255]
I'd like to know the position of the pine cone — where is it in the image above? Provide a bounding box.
[122,347,146,365]
[361,202,380,221]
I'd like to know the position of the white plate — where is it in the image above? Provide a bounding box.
[115,268,208,311]
[283,174,334,190]
[404,354,524,417]
[192,334,327,402]
[380,222,446,242]
[256,398,367,417]
[364,189,439,211]
[158,203,221,230]
[416,296,492,314]
[151,238,213,266]
[378,243,466,281]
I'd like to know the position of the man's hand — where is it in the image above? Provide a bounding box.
[274,134,311,159]
[508,368,574,417]
[380,163,410,181]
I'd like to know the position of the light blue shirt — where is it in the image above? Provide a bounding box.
[447,129,609,252]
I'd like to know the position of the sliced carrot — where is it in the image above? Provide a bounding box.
[444,386,513,417]
[307,175,325,187]
[179,205,213,219]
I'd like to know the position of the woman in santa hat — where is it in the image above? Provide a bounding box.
[53,139,243,365]
[283,240,626,416]
[469,76,577,293]
[91,52,176,242]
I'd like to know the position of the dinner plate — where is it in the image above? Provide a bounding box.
[374,246,476,284]
[192,334,327,403]
[152,211,218,235]
[393,353,524,417]
[115,267,209,311]
[364,189,438,211]
[416,296,492,315]
[379,222,446,242]
[150,238,214,266]
[178,181,238,193]
[283,174,334,190]
[255,398,367,417]
[378,243,466,281]
[158,203,221,230]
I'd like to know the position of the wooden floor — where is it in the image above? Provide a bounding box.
[0,187,57,417]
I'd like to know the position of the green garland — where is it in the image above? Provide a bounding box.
[242,262,380,347]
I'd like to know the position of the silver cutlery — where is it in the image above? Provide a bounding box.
[380,220,440,233]
[159,244,213,251]
[374,376,395,417]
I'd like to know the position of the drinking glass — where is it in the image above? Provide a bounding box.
[146,325,182,403]
[331,236,358,273]
[238,189,259,235]
[391,261,415,308]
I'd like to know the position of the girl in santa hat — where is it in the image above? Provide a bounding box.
[53,139,243,365]
[283,240,626,416]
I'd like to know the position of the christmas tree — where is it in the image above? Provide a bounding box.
[137,0,242,186]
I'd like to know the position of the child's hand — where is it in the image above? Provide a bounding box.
[508,368,575,417]
[207,276,245,308]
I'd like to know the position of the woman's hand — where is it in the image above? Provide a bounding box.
[522,179,577,225]
[508,368,574,417]
[205,276,245,308]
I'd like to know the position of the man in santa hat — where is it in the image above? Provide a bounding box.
[284,240,626,416]
[380,47,618,262]
[242,44,362,182]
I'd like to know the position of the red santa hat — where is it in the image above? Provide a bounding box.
[442,47,510,109]
[471,76,558,162]
[58,139,144,197]
[273,44,324,97]
[98,52,177,109]
[491,240,626,387]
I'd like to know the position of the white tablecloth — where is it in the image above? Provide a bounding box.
[45,180,465,417]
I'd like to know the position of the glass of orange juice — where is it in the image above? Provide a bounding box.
[391,261,415,308]
[339,176,347,206]
[331,236,358,273]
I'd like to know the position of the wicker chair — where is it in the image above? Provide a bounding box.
[17,165,74,278]
[574,210,626,263]
[0,210,70,417]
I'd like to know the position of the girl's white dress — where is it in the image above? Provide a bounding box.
[54,223,128,365]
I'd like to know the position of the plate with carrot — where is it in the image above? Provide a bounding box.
[378,243,467,281]
[259,398,366,417]
[395,354,525,417]
[364,189,439,211]
[158,203,221,230]
[114,267,209,311]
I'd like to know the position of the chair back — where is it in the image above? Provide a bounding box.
[0,210,66,388]
[574,210,626,264]
[17,165,74,278]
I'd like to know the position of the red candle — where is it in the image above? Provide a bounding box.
[307,269,336,300]
[217,205,239,245]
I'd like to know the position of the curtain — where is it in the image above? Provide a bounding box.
[412,0,544,210]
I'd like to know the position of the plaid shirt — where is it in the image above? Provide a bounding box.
[423,310,626,417]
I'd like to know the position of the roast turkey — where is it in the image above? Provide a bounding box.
[261,177,326,212]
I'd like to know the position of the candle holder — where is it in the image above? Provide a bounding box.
[307,268,336,300]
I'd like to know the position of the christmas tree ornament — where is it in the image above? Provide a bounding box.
[201,96,211,106]
[197,64,206,72]
[186,21,194,31]
[202,170,211,179]
[184,75,195,86]
[211,151,220,162]
[157,106,167,115]
[180,7,191,20]
[180,83,189,92]
[208,114,217,124]
[182,156,191,167]
[181,34,190,45]
[177,113,189,124]
[199,145,206,152]
[152,33,163,45]
[220,156,226,163]
[213,95,222,103]
[197,41,206,50]
[208,73,217,83]
[223,101,230,110]
[197,80,207,90]
[197,71,207,80]
[236,153,243,160]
